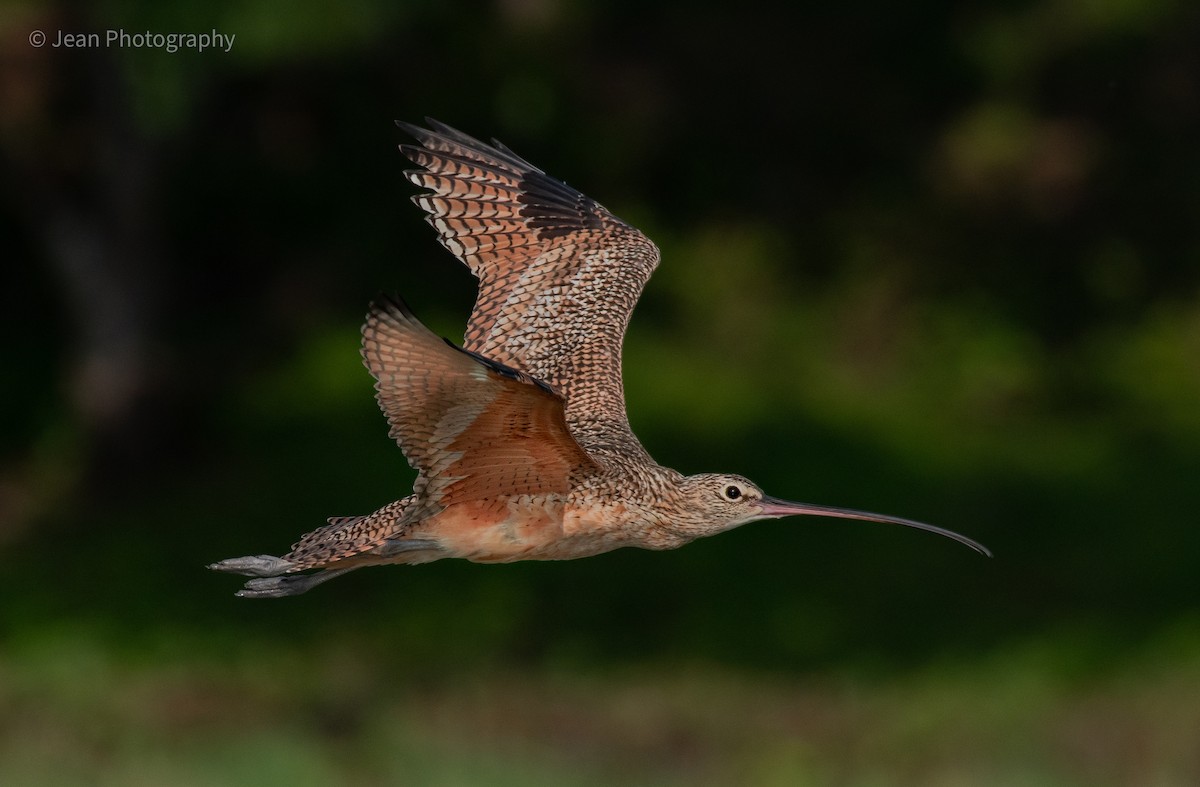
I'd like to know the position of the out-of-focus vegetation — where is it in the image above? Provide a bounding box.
[2,0,1198,782]
[4,629,1200,785]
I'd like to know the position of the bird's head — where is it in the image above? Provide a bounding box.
[669,472,991,556]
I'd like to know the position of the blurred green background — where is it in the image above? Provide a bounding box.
[2,0,1199,783]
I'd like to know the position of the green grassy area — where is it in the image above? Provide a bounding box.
[4,624,1198,786]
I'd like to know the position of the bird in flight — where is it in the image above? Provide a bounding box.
[211,119,989,598]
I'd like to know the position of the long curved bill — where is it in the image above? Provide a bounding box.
[759,496,992,557]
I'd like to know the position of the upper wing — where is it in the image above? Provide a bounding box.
[361,295,599,508]
[396,120,660,463]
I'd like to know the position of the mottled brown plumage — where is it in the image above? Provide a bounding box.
[400,120,659,464]
[211,120,988,598]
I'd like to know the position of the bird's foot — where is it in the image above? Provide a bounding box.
[208,554,295,577]
[234,567,356,599]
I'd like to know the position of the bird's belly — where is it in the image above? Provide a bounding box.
[424,498,631,563]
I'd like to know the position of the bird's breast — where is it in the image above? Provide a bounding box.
[423,495,644,562]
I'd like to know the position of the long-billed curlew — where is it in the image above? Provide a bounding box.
[211,120,990,598]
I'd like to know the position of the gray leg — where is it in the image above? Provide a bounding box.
[235,567,358,599]
[376,538,442,558]
[208,554,295,577]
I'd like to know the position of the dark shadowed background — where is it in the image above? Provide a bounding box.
[2,0,1199,783]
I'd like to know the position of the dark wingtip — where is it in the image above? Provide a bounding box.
[395,118,543,174]
[368,291,413,317]
[424,117,460,136]
[451,342,523,381]
[444,339,560,397]
[364,293,429,340]
[394,119,422,135]
[395,120,442,151]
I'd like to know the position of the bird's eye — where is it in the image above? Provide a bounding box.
[724,485,742,501]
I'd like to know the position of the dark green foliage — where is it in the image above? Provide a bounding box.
[3,0,1198,690]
